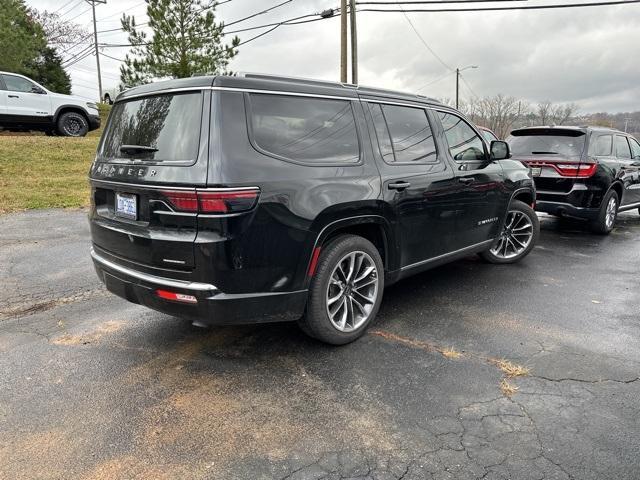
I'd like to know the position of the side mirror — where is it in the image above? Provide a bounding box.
[490,140,510,160]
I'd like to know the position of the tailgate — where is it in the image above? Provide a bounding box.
[88,89,211,271]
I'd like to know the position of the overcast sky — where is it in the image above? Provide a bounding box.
[26,0,640,113]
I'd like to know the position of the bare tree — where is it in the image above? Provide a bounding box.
[552,103,580,125]
[30,9,89,50]
[537,101,553,125]
[468,95,528,138]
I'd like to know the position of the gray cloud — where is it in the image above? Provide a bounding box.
[28,0,640,112]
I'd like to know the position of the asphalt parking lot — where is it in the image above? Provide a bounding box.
[1,209,639,480]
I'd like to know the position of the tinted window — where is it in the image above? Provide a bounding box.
[3,75,36,93]
[439,112,486,161]
[371,104,436,163]
[589,135,613,156]
[630,137,640,158]
[369,104,394,163]
[615,135,632,159]
[481,129,498,143]
[249,94,359,164]
[507,130,585,160]
[99,92,203,163]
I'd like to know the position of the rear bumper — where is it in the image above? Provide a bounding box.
[536,200,599,220]
[91,248,307,325]
[534,183,602,220]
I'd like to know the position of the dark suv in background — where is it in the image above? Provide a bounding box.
[507,126,640,233]
[89,74,538,344]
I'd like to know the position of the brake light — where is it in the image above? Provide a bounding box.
[156,289,198,304]
[555,163,597,178]
[160,188,259,213]
[525,161,597,178]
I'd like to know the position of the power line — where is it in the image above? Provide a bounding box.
[359,0,526,3]
[225,0,293,27]
[356,0,640,12]
[52,0,80,14]
[399,5,453,72]
[65,6,92,22]
[416,71,454,92]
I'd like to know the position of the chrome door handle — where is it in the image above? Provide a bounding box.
[388,181,411,191]
[458,177,475,184]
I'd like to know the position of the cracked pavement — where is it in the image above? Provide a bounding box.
[0,209,639,479]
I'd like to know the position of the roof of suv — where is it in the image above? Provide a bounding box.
[117,73,444,107]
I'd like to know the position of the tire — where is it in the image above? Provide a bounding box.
[299,235,384,345]
[57,112,89,137]
[480,200,540,264]
[590,190,618,234]
[45,129,58,136]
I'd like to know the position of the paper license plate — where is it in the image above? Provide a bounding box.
[115,192,137,219]
[530,167,542,177]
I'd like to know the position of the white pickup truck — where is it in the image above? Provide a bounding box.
[0,71,100,137]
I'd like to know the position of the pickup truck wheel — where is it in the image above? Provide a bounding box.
[299,235,384,345]
[57,112,89,137]
[590,190,618,234]
[480,200,539,264]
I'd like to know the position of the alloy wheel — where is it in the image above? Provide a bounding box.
[490,210,534,260]
[325,251,379,332]
[605,196,617,230]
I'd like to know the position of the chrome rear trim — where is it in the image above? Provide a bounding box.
[91,248,217,292]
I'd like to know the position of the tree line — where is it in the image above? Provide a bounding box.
[448,95,638,140]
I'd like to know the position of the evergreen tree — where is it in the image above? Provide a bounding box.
[0,0,47,73]
[25,46,72,94]
[120,0,240,86]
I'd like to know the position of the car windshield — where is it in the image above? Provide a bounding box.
[507,130,586,159]
[99,92,203,163]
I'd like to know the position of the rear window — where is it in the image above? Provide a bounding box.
[247,93,360,164]
[507,129,586,159]
[99,92,203,163]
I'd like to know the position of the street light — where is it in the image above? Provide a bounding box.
[456,65,478,109]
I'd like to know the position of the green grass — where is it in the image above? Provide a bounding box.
[0,105,110,213]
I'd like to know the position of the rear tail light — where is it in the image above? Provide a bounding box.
[525,161,597,178]
[555,163,597,178]
[160,188,259,214]
[156,289,198,304]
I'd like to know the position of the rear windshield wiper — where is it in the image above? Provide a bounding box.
[119,144,159,155]
[531,151,559,155]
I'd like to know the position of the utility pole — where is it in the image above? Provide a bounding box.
[455,65,478,110]
[340,0,347,83]
[624,117,631,132]
[87,0,106,103]
[349,0,358,84]
[455,68,460,109]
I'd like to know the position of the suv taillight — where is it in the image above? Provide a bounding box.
[160,188,259,213]
[555,163,597,178]
[525,161,597,178]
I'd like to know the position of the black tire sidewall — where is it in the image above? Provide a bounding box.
[591,190,618,234]
[480,200,540,264]
[301,235,384,345]
[58,112,89,137]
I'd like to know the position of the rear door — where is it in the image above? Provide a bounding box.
[364,100,458,267]
[615,135,640,205]
[435,111,506,249]
[89,90,210,271]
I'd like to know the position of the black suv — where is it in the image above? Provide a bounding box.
[89,74,538,344]
[507,126,640,233]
